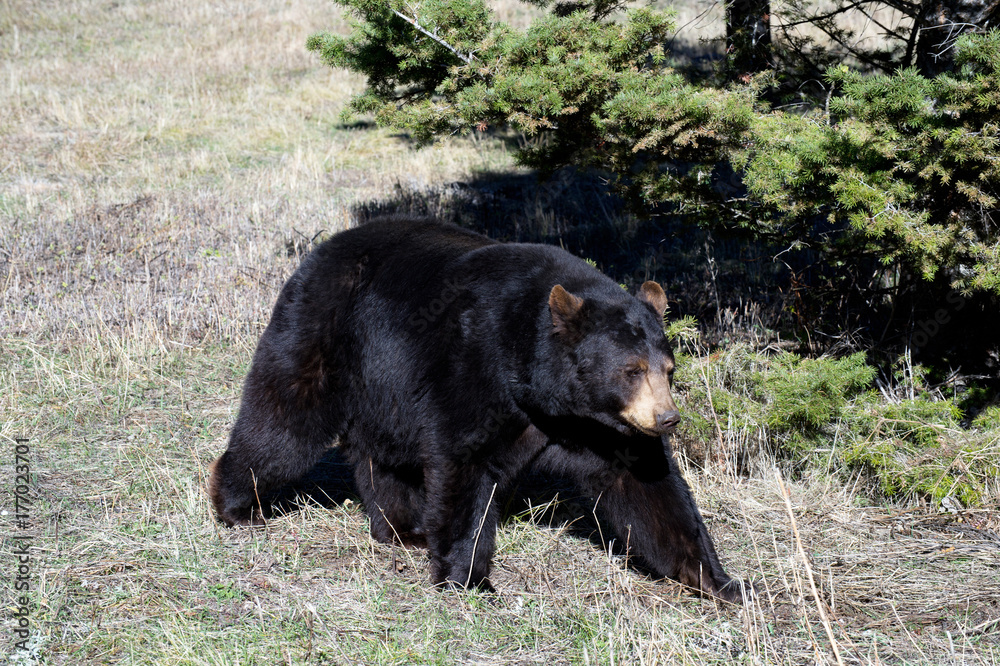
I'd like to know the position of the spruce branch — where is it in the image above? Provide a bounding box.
[393,8,476,65]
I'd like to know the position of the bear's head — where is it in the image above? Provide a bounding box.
[548,281,681,436]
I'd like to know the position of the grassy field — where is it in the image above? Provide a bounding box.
[2,0,999,663]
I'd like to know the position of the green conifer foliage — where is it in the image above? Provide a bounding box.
[740,31,1000,292]
[308,2,1000,296]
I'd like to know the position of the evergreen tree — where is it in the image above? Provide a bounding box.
[307,1,1000,365]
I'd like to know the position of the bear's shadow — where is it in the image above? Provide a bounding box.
[268,447,642,571]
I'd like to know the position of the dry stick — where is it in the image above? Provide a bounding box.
[466,482,498,588]
[973,616,1000,635]
[251,469,264,527]
[591,491,606,552]
[777,471,846,666]
[700,364,733,476]
[392,9,475,65]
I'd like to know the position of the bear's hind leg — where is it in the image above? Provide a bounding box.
[352,458,427,548]
[209,419,333,526]
[209,363,343,526]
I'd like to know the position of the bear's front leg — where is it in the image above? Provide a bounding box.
[422,461,502,591]
[597,462,747,602]
[532,436,749,603]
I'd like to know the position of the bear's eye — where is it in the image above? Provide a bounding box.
[625,366,645,379]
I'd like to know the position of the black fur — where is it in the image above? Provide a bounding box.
[209,216,746,601]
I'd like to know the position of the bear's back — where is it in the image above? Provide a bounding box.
[320,216,495,270]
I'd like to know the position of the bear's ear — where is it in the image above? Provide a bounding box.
[549,284,585,339]
[638,281,668,319]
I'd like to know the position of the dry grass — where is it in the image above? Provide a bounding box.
[2,0,999,664]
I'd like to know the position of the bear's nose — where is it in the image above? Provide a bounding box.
[657,410,681,431]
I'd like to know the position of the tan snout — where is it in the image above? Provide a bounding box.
[620,372,680,435]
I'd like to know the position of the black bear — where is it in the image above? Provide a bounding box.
[209,216,745,601]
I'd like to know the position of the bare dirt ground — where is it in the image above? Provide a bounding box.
[1,0,998,663]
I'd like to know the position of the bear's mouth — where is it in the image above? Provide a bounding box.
[616,415,665,437]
